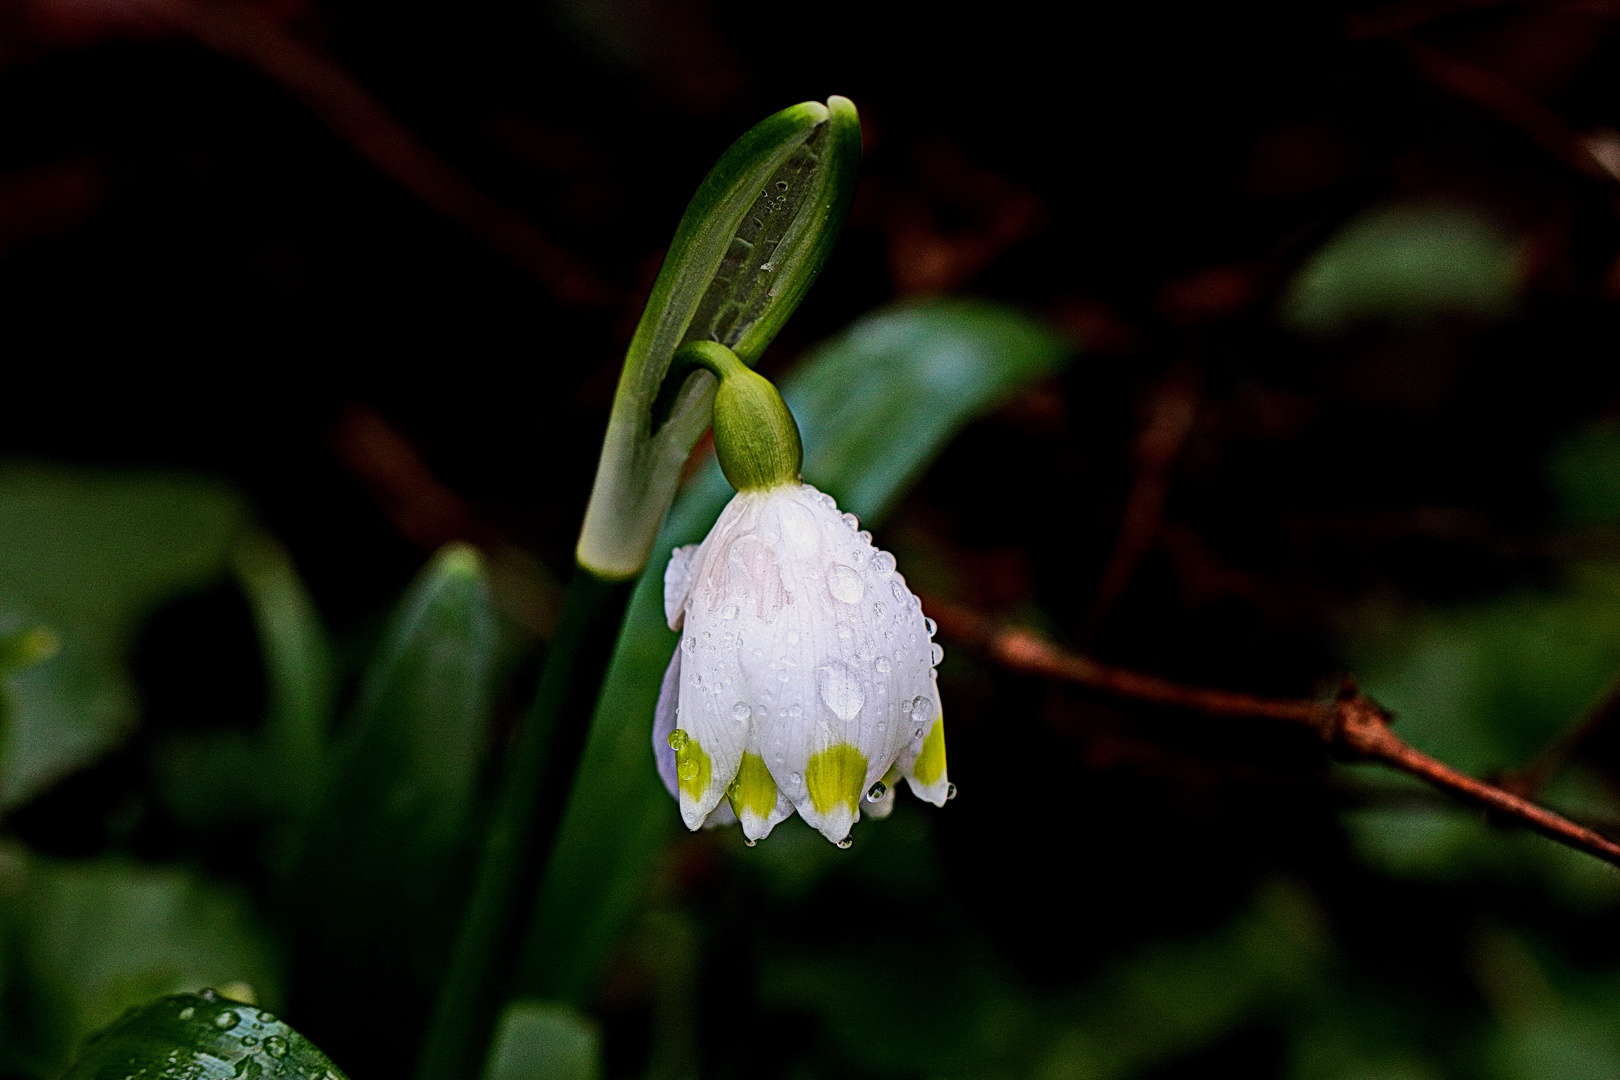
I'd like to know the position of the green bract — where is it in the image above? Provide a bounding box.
[576,97,860,579]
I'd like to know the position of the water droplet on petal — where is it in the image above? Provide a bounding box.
[828,564,864,603]
[721,604,739,620]
[817,662,866,720]
[682,636,695,653]
[910,695,934,720]
[900,699,913,715]
[667,729,689,751]
[733,702,751,721]
[947,783,958,801]
[679,760,698,781]
[789,703,802,718]
[241,1036,259,1047]
[866,781,887,801]
[924,617,938,636]
[263,1037,289,1059]
[876,721,887,732]
[789,771,802,786]
[873,600,886,618]
[837,835,854,849]
[841,512,860,530]
[872,551,896,575]
[874,656,892,674]
[891,580,909,604]
[930,643,945,665]
[858,530,872,544]
[743,837,757,847]
[214,1011,239,1030]
[178,1007,196,1021]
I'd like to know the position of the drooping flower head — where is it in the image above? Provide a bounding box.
[654,476,949,845]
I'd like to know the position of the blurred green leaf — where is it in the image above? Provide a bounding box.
[233,530,335,819]
[485,1001,601,1080]
[524,299,1071,1002]
[0,851,280,1077]
[1281,201,1522,334]
[62,991,347,1080]
[1547,424,1620,527]
[286,543,498,1069]
[0,466,246,808]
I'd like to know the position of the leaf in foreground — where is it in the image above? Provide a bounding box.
[64,992,347,1080]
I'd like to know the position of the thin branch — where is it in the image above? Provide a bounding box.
[133,0,613,307]
[1402,38,1620,185]
[1081,358,1200,641]
[927,597,1620,869]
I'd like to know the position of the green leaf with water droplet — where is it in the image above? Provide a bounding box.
[285,544,498,1072]
[523,299,1071,1001]
[0,853,281,1076]
[62,992,348,1080]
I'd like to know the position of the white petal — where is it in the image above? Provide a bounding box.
[651,646,681,799]
[664,543,700,631]
[897,673,949,806]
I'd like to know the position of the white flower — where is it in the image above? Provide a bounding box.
[653,480,949,845]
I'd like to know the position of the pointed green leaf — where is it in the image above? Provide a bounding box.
[63,992,347,1080]
[524,299,1071,1000]
[286,544,498,1068]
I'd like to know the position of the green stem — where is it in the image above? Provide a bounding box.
[414,568,635,1080]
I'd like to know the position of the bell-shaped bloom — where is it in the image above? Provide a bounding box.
[654,481,949,845]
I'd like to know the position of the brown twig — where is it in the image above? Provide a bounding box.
[927,597,1620,869]
[1081,358,1200,641]
[133,0,612,307]
[1402,38,1620,185]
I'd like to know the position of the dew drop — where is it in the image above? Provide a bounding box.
[866,781,887,801]
[789,771,802,787]
[241,1036,259,1047]
[872,551,896,575]
[837,836,854,849]
[828,564,865,603]
[910,695,934,720]
[682,636,695,653]
[178,1007,196,1021]
[858,530,872,544]
[667,729,689,752]
[891,581,909,604]
[841,512,860,530]
[930,642,945,665]
[214,1011,239,1030]
[883,630,894,641]
[947,783,958,801]
[263,1037,289,1060]
[900,699,913,715]
[817,661,866,720]
[874,656,892,674]
[733,702,751,721]
[924,617,938,636]
[790,703,802,718]
[873,600,886,618]
[679,760,698,781]
[877,720,887,733]
[743,837,757,847]
[721,604,739,620]
[702,630,712,641]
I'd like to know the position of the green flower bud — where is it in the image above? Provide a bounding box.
[677,341,802,491]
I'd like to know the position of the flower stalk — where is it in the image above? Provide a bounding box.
[415,97,860,1080]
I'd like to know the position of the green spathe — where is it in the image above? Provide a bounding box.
[678,341,802,491]
[576,98,860,579]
